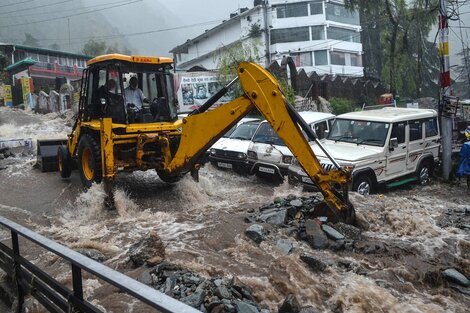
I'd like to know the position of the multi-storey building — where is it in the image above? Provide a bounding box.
[1,43,91,89]
[170,0,363,76]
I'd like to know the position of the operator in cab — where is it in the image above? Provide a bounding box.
[125,76,148,110]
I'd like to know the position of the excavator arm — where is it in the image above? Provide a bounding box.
[167,62,354,223]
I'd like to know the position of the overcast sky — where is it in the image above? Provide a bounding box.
[96,0,255,56]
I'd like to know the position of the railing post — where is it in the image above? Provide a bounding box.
[69,264,83,312]
[11,231,24,313]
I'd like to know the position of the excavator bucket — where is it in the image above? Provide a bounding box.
[309,201,356,225]
[36,139,67,172]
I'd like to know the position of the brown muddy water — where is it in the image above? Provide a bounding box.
[0,107,469,312]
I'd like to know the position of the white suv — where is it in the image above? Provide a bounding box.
[288,107,440,195]
[247,111,335,179]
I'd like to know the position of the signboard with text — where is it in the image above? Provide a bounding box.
[174,72,234,113]
[3,85,12,107]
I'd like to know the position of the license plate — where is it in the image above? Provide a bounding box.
[217,162,232,169]
[302,176,313,183]
[258,166,275,174]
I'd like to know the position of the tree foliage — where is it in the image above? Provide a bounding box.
[23,33,39,47]
[329,97,355,115]
[82,39,124,57]
[345,0,439,98]
[215,38,262,98]
[0,51,9,84]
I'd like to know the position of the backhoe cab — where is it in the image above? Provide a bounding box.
[43,54,355,223]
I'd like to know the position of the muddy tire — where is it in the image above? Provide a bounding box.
[353,175,373,196]
[57,145,72,178]
[416,161,432,185]
[78,134,102,188]
[467,176,470,189]
[156,170,181,183]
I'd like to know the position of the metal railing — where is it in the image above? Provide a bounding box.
[0,216,200,313]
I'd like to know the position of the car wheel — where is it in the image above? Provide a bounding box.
[57,145,72,178]
[466,176,470,189]
[156,170,181,183]
[353,175,373,196]
[416,161,432,185]
[77,134,102,188]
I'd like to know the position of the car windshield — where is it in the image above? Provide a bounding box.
[252,122,285,146]
[327,118,390,146]
[223,125,237,138]
[229,122,260,140]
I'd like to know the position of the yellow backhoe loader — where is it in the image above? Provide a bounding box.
[37,54,355,223]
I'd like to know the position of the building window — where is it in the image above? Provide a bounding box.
[275,3,308,18]
[50,55,58,64]
[310,1,323,15]
[291,52,313,67]
[351,54,362,66]
[271,27,310,44]
[325,2,360,25]
[330,51,346,65]
[26,52,38,61]
[311,25,325,40]
[38,54,48,63]
[327,27,360,43]
[314,50,328,65]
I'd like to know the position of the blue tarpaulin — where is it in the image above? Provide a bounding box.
[457,142,470,177]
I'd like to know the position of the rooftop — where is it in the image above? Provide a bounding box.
[0,43,92,59]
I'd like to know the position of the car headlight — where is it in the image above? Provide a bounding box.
[247,150,257,160]
[282,155,293,164]
[237,152,247,159]
[210,148,216,155]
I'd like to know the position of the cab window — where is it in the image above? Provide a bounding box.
[409,120,423,141]
[313,121,328,139]
[425,117,438,137]
[391,122,406,144]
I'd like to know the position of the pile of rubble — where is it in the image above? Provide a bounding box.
[244,194,362,251]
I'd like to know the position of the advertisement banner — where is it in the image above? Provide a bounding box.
[174,71,234,113]
[4,85,12,107]
[21,77,34,108]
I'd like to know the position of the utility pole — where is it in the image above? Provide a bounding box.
[68,18,71,51]
[439,0,453,180]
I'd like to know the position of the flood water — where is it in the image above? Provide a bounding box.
[0,107,469,312]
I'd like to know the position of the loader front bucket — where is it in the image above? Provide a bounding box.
[37,139,67,172]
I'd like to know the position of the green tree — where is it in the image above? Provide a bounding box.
[0,51,9,84]
[454,47,470,98]
[82,39,125,56]
[345,0,439,98]
[215,38,296,103]
[215,38,262,98]
[49,43,61,51]
[329,97,354,115]
[82,39,108,56]
[23,33,39,47]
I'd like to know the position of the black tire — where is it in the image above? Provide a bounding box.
[466,176,469,189]
[416,161,432,185]
[77,134,102,188]
[57,145,72,178]
[156,170,181,183]
[352,175,373,196]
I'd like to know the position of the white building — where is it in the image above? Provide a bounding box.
[170,0,363,76]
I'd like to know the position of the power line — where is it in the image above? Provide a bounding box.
[0,0,37,9]
[0,0,73,16]
[0,0,131,19]
[0,0,143,27]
